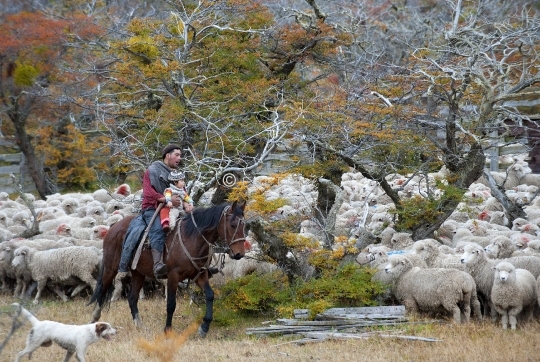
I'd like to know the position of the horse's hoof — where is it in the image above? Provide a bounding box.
[134,315,144,329]
[197,326,207,338]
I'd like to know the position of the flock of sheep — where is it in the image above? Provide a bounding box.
[0,185,138,304]
[3,157,540,330]
[354,160,540,330]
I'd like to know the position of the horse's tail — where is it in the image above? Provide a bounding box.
[87,261,115,308]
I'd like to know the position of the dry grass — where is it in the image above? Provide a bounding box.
[1,291,540,362]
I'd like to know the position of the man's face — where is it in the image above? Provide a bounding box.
[165,149,181,169]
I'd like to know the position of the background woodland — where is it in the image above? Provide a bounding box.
[1,0,540,254]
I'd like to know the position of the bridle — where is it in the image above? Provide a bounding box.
[191,205,246,251]
[171,205,246,281]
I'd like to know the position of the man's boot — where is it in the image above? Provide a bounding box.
[151,249,168,279]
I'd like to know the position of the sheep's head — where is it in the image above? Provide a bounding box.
[389,232,413,249]
[384,255,412,274]
[493,261,515,283]
[460,244,484,264]
[512,218,528,231]
[484,243,500,258]
[92,225,109,240]
[0,244,12,262]
[115,184,131,197]
[413,239,438,258]
[356,251,376,265]
[12,246,31,268]
[0,211,7,226]
[478,210,490,221]
[56,223,72,236]
[79,217,97,228]
[525,240,540,254]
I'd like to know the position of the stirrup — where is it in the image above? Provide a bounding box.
[153,264,168,279]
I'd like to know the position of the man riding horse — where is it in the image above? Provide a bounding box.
[118,144,194,279]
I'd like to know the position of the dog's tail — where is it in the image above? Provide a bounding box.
[12,303,40,326]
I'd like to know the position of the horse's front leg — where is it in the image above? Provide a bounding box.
[195,273,214,338]
[128,270,146,328]
[164,271,181,332]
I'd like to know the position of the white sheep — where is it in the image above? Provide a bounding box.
[384,254,480,323]
[103,200,126,214]
[11,245,102,304]
[211,253,278,288]
[383,232,414,250]
[60,197,80,215]
[461,243,540,320]
[460,243,501,320]
[491,261,537,330]
[79,205,107,225]
[11,211,32,229]
[0,200,25,218]
[355,245,392,266]
[439,245,456,255]
[0,210,10,228]
[105,212,124,227]
[0,192,9,201]
[512,218,529,231]
[523,240,540,255]
[510,232,534,250]
[378,226,396,246]
[435,219,460,246]
[7,239,75,298]
[412,238,465,270]
[0,227,14,243]
[452,228,491,248]
[356,244,427,288]
[92,189,113,204]
[488,211,509,227]
[482,197,504,213]
[484,236,519,259]
[447,209,472,223]
[0,240,17,293]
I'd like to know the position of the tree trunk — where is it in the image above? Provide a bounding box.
[9,104,56,199]
[481,168,526,224]
[248,218,307,282]
[410,142,486,240]
[315,178,346,248]
[210,183,230,205]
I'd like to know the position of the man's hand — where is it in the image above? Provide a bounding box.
[171,194,181,207]
[184,203,194,213]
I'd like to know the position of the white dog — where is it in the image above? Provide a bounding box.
[13,303,116,362]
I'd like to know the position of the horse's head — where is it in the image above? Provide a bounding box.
[221,200,247,260]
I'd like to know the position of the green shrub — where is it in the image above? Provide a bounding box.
[215,263,387,324]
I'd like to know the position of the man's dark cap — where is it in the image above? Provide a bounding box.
[162,144,181,159]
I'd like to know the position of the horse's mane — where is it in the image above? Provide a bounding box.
[182,202,243,237]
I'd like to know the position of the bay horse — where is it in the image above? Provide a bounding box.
[88,201,247,337]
